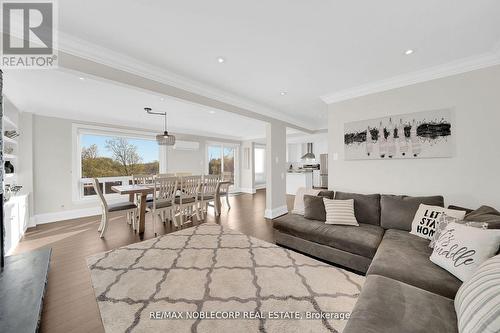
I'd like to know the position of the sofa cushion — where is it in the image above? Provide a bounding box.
[380,194,444,231]
[303,195,326,221]
[367,229,461,298]
[274,214,384,259]
[465,205,500,229]
[335,191,381,226]
[343,275,458,333]
[318,190,335,199]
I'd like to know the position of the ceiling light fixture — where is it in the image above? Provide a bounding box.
[79,77,85,80]
[217,57,226,63]
[209,110,216,114]
[404,49,414,55]
[145,107,176,146]
[280,91,288,96]
[160,97,165,101]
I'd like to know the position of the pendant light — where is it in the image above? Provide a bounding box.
[145,107,176,146]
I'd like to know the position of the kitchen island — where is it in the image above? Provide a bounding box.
[286,170,313,195]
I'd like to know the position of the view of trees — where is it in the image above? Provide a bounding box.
[81,138,159,178]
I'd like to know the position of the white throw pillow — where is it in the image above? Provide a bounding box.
[454,254,500,333]
[430,222,500,281]
[410,204,466,240]
[323,198,359,226]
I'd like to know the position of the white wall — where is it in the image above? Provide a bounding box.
[328,65,500,209]
[240,140,255,193]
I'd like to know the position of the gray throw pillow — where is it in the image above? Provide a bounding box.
[303,195,326,221]
[334,191,381,226]
[465,205,500,229]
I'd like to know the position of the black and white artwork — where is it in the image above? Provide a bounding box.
[344,109,453,160]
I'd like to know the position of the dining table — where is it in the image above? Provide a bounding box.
[111,180,231,236]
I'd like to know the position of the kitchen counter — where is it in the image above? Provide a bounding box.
[287,169,313,173]
[286,171,313,195]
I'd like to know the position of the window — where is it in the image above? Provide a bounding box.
[207,143,238,183]
[73,124,161,201]
[254,146,266,186]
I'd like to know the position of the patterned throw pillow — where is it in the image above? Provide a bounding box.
[429,222,500,281]
[429,213,488,248]
[323,198,359,226]
[410,204,466,240]
[454,254,500,333]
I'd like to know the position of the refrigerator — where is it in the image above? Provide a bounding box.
[320,154,328,188]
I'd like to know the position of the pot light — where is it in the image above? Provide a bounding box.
[79,77,85,81]
[280,91,288,96]
[209,110,216,114]
[404,49,414,55]
[160,97,165,101]
[217,57,226,63]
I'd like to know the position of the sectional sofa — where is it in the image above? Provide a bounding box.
[274,191,470,333]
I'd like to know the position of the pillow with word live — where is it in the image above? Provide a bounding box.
[410,204,466,240]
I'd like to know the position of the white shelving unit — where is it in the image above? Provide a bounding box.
[3,114,18,183]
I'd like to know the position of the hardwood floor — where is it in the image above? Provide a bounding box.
[13,190,293,332]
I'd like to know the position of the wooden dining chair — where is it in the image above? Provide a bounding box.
[220,171,233,210]
[199,174,219,219]
[175,176,201,226]
[93,178,137,238]
[175,172,192,177]
[146,176,177,236]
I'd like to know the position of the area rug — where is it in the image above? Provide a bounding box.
[87,223,365,333]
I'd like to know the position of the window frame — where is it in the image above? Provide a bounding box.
[71,123,165,204]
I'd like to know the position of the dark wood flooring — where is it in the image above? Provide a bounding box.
[12,190,293,333]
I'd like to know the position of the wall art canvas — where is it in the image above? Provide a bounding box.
[344,109,454,160]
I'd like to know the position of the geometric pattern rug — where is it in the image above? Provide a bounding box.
[87,223,365,333]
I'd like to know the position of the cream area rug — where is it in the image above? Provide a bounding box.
[87,223,365,333]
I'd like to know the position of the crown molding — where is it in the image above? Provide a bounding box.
[56,32,316,131]
[320,50,500,104]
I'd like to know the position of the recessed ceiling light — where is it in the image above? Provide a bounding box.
[280,91,288,96]
[79,77,85,80]
[216,57,225,64]
[209,110,216,114]
[160,97,165,101]
[404,49,414,55]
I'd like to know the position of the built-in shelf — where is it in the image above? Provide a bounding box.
[3,136,18,144]
[5,173,16,178]
[4,154,17,159]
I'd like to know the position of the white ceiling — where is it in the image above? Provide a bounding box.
[55,0,500,129]
[3,69,267,140]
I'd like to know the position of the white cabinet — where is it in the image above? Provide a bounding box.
[4,194,29,255]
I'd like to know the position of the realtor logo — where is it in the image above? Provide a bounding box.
[1,1,58,68]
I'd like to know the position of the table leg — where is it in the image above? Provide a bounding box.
[139,193,147,234]
[215,183,222,217]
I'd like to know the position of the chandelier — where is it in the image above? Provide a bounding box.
[145,107,176,146]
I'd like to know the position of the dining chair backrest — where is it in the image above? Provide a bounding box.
[157,173,175,178]
[222,171,233,182]
[133,174,155,185]
[179,175,201,199]
[153,177,177,209]
[176,172,192,177]
[202,174,219,196]
[92,178,108,211]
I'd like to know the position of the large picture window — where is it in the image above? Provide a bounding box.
[73,125,160,201]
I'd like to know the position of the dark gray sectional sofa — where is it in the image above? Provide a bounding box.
[274,191,463,333]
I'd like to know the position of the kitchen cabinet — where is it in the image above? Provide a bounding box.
[4,194,29,255]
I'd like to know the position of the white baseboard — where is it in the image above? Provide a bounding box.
[264,205,288,219]
[239,187,257,194]
[33,206,101,225]
[255,184,266,190]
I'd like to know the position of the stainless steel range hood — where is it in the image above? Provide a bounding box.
[301,143,315,160]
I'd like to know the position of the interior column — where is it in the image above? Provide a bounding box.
[265,121,287,219]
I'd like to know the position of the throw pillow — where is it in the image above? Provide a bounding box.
[323,198,359,226]
[291,187,321,215]
[429,213,488,248]
[429,222,500,281]
[454,254,500,333]
[410,204,466,240]
[303,195,326,221]
[465,205,500,229]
